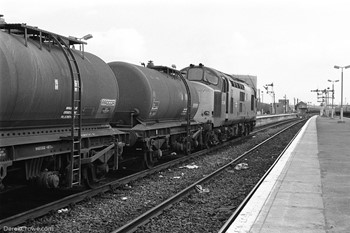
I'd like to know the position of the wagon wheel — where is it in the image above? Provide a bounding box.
[204,132,214,149]
[183,137,192,155]
[83,165,99,189]
[244,125,250,136]
[143,151,155,169]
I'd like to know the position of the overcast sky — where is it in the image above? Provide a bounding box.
[3,0,350,105]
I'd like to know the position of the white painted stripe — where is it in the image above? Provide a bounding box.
[226,116,317,233]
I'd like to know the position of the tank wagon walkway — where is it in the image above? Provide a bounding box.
[225,115,350,233]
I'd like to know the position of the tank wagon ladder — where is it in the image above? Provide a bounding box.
[178,71,192,155]
[51,37,83,187]
[0,24,86,187]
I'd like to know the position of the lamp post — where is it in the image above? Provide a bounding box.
[334,65,350,123]
[283,94,287,113]
[264,83,275,114]
[326,87,330,117]
[328,79,339,118]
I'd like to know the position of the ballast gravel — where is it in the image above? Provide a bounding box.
[27,122,304,232]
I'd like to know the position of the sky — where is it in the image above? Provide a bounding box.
[2,0,350,106]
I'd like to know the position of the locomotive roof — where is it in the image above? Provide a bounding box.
[209,67,247,84]
[188,64,249,86]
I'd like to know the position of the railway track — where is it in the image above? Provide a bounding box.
[217,120,303,233]
[0,118,301,229]
[112,119,306,233]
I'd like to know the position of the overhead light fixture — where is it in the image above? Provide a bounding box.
[81,34,93,40]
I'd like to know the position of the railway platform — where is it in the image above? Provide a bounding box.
[224,115,350,233]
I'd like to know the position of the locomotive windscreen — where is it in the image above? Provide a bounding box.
[187,68,218,85]
[187,68,203,81]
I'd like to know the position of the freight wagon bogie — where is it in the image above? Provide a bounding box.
[201,121,254,148]
[119,122,204,168]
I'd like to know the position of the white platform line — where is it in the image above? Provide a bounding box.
[225,116,317,233]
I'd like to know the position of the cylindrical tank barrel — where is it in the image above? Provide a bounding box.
[0,31,118,129]
[108,62,199,125]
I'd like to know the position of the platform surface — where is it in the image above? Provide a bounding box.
[226,116,350,233]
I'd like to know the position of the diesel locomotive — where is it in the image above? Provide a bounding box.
[0,23,257,190]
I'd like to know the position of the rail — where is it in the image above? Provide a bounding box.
[0,118,300,229]
[111,119,305,233]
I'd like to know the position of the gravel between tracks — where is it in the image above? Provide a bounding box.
[26,122,303,232]
[137,122,303,232]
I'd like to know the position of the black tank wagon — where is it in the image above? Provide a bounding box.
[0,24,127,189]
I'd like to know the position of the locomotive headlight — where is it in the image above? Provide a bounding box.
[204,111,210,116]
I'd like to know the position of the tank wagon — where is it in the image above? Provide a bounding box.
[0,24,127,189]
[109,62,203,167]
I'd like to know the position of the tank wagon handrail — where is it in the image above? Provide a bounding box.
[0,24,88,58]
[0,23,86,46]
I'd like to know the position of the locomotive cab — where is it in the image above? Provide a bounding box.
[182,64,257,143]
[181,64,221,127]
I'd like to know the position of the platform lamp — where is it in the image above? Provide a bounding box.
[74,34,93,59]
[68,34,93,42]
[334,65,350,123]
[80,34,93,40]
[328,79,339,119]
